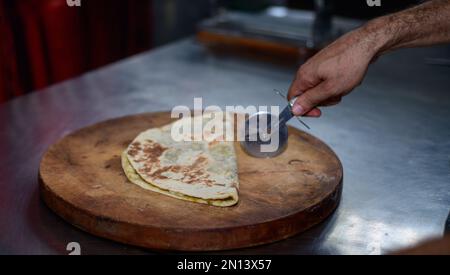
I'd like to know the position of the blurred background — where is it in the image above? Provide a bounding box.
[0,0,420,103]
[1,0,450,256]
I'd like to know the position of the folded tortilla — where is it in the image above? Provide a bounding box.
[122,112,239,207]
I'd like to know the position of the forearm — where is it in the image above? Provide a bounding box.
[364,0,450,56]
[288,0,450,115]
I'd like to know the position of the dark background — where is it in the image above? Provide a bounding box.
[0,0,421,103]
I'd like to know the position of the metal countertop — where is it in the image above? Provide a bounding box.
[0,38,449,255]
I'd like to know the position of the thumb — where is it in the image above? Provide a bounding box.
[291,81,331,116]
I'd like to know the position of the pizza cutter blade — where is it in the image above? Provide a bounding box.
[240,93,310,158]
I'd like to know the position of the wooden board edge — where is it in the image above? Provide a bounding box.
[39,169,342,252]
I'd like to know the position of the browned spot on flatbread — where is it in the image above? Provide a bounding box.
[127,141,141,157]
[180,156,214,186]
[142,141,167,164]
[138,154,214,186]
[129,140,168,172]
[148,166,172,180]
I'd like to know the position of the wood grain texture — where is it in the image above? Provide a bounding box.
[39,112,343,251]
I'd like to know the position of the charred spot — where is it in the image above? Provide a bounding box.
[138,164,154,174]
[150,166,172,180]
[140,141,167,164]
[133,147,216,187]
[182,175,214,186]
[128,149,138,157]
[128,141,142,157]
[180,158,214,186]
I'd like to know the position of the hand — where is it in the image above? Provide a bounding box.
[288,26,380,117]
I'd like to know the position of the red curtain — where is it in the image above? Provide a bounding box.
[0,1,26,101]
[0,0,152,103]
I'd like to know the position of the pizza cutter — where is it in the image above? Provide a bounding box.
[240,91,310,158]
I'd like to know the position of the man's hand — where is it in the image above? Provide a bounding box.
[288,0,450,117]
[288,28,379,117]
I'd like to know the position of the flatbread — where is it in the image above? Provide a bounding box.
[122,112,239,207]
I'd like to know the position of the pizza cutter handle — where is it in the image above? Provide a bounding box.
[274,90,310,130]
[289,97,310,130]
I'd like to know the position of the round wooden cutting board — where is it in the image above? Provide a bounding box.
[39,112,343,251]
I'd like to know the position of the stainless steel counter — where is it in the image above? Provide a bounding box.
[0,38,449,255]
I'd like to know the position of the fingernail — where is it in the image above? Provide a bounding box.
[292,104,304,116]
